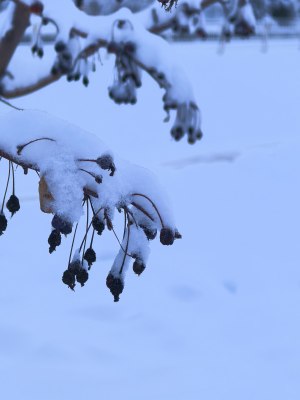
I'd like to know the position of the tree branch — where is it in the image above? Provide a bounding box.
[0,2,30,79]
[0,148,98,198]
[1,72,62,99]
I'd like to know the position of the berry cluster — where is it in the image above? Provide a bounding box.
[108,41,141,105]
[1,139,181,302]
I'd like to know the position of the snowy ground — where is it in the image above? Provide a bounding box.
[0,39,300,400]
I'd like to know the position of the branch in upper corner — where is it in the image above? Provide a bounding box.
[0,2,30,79]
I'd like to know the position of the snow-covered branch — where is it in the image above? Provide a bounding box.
[0,109,181,301]
[0,0,205,143]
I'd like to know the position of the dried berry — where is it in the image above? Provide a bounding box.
[62,269,75,290]
[92,215,105,236]
[37,48,44,58]
[160,228,175,246]
[48,229,61,253]
[140,225,157,241]
[82,76,89,87]
[83,248,96,268]
[55,41,66,53]
[29,1,44,14]
[0,213,7,235]
[52,214,72,235]
[6,194,20,216]
[76,268,89,287]
[69,260,82,275]
[106,273,124,302]
[96,154,116,176]
[133,260,145,276]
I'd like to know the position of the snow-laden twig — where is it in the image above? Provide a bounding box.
[0,109,181,300]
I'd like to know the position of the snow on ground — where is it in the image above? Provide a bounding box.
[0,39,300,400]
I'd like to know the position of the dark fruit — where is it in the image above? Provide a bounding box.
[82,76,89,87]
[0,213,7,235]
[69,260,82,275]
[6,194,20,216]
[83,248,96,268]
[140,225,157,241]
[55,41,66,53]
[51,214,72,235]
[37,48,44,58]
[160,228,175,246]
[96,154,116,176]
[76,269,89,287]
[133,260,145,276]
[62,269,76,290]
[48,229,61,253]
[106,273,124,302]
[29,1,44,14]
[92,215,105,235]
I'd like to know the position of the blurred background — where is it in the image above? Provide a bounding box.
[0,1,300,399]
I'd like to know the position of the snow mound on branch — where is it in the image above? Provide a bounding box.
[0,109,175,227]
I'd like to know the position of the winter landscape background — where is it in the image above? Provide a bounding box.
[0,38,299,399]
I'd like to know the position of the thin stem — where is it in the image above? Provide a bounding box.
[1,161,11,213]
[90,229,95,248]
[79,168,102,183]
[81,199,89,262]
[131,193,164,228]
[122,209,127,240]
[131,201,155,222]
[68,222,78,266]
[79,206,103,251]
[11,162,15,195]
[111,224,132,258]
[125,206,138,228]
[17,137,55,155]
[0,98,23,111]
[119,210,131,275]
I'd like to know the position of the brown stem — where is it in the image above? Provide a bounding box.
[131,193,164,228]
[0,2,30,79]
[17,137,56,155]
[119,210,131,275]
[131,201,155,222]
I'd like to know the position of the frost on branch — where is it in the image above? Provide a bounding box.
[0,109,181,301]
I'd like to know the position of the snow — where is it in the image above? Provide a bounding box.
[0,39,299,399]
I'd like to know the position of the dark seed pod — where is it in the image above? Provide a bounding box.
[83,248,96,268]
[133,260,145,276]
[82,76,89,87]
[106,273,124,302]
[0,213,7,235]
[6,194,20,216]
[160,228,175,246]
[92,215,105,236]
[96,154,116,176]
[124,41,136,54]
[76,268,89,287]
[141,225,157,241]
[37,48,44,58]
[62,269,76,290]
[48,229,61,253]
[51,214,72,235]
[55,41,66,53]
[69,260,82,275]
[31,44,38,54]
[51,65,59,75]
